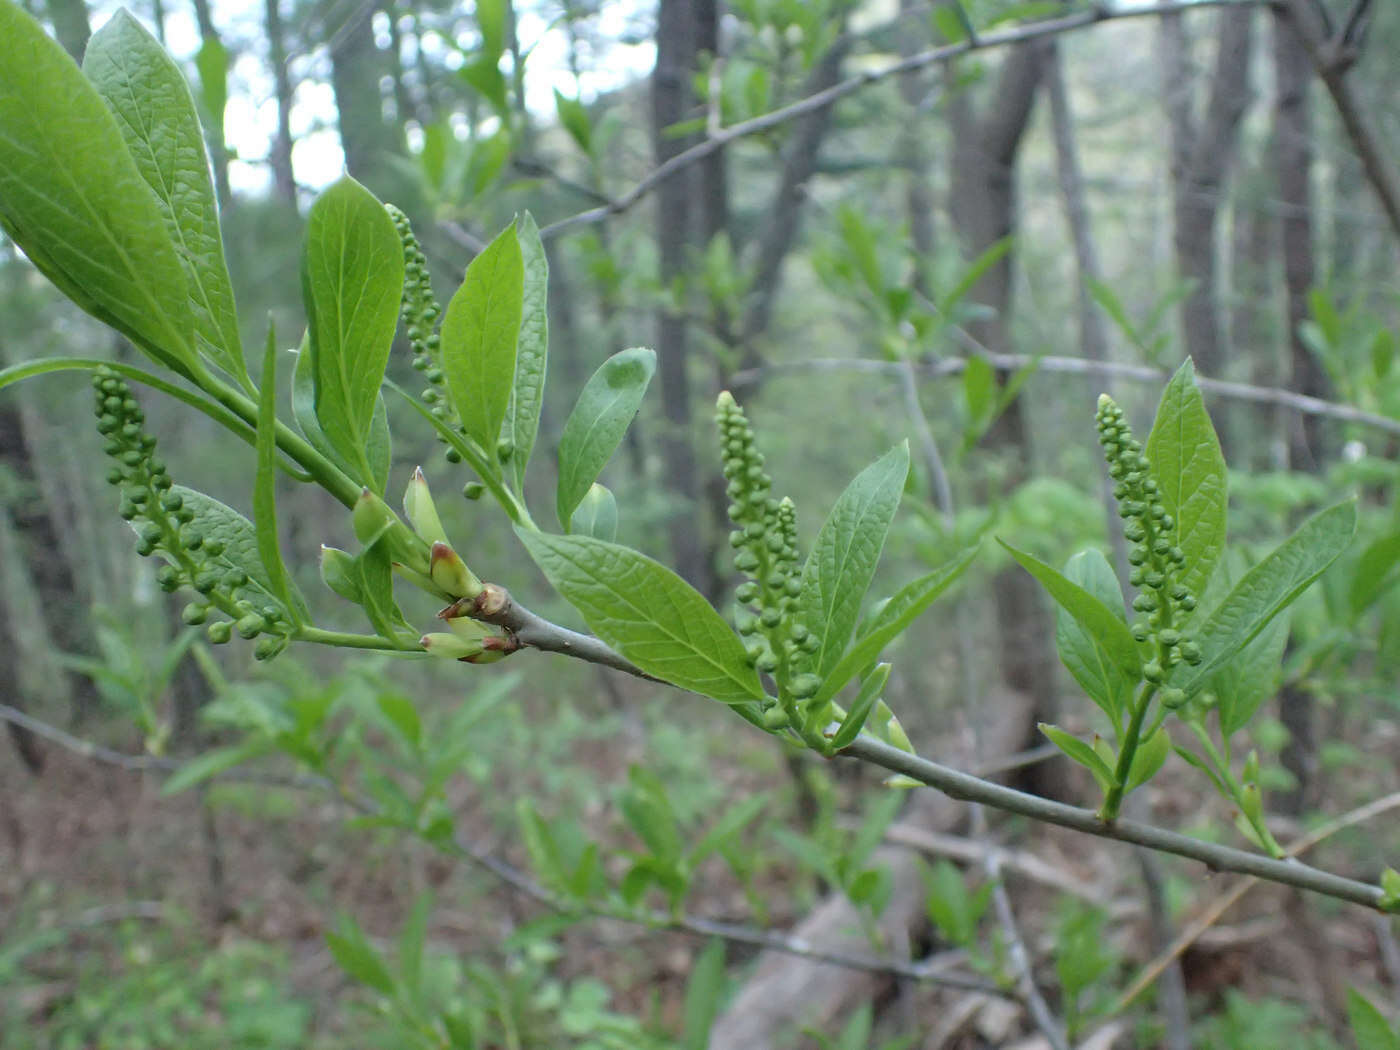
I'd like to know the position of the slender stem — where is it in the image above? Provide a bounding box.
[843,736,1387,911]
[1101,684,1157,820]
[294,626,422,651]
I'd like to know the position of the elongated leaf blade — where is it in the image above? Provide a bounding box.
[570,483,619,543]
[1055,549,1134,728]
[796,443,910,679]
[440,223,523,455]
[1349,531,1400,616]
[505,212,548,491]
[812,546,977,706]
[253,330,302,620]
[1039,723,1114,794]
[518,530,764,703]
[1175,500,1356,697]
[1001,540,1142,680]
[1146,359,1227,603]
[0,1,196,373]
[1125,727,1170,792]
[83,10,247,388]
[1212,609,1289,738]
[555,348,656,528]
[301,177,404,482]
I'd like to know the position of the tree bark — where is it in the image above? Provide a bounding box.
[264,0,297,205]
[191,0,233,210]
[1160,8,1254,383]
[46,0,89,62]
[651,0,708,592]
[328,0,400,194]
[945,39,1062,797]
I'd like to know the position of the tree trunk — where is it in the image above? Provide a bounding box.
[1160,8,1254,383]
[191,0,233,210]
[1274,9,1325,818]
[46,0,89,62]
[264,0,297,205]
[328,0,400,194]
[651,0,708,592]
[945,39,1062,798]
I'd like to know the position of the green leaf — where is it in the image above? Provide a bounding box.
[376,693,421,751]
[193,35,227,132]
[174,486,307,621]
[441,222,523,457]
[828,663,891,751]
[1347,988,1400,1050]
[517,530,764,703]
[1174,500,1356,697]
[554,89,592,154]
[1040,723,1115,793]
[681,939,727,1050]
[1212,609,1289,738]
[812,546,977,707]
[570,483,619,543]
[253,329,299,620]
[397,892,432,1000]
[1055,549,1135,729]
[0,1,197,375]
[1349,532,1400,616]
[1146,359,1227,604]
[1125,728,1170,792]
[1001,540,1142,681]
[356,540,406,642]
[326,920,395,995]
[796,443,910,679]
[555,347,656,529]
[83,10,247,388]
[301,176,404,484]
[161,740,267,795]
[504,212,548,492]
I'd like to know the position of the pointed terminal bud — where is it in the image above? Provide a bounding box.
[320,545,362,603]
[403,466,449,547]
[352,488,395,548]
[421,631,485,661]
[430,542,482,599]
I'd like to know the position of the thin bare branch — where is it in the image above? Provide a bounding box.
[731,351,1400,438]
[844,736,1389,911]
[538,0,1264,240]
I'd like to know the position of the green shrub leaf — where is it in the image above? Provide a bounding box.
[0,1,197,375]
[301,176,404,485]
[83,10,247,388]
[812,545,977,707]
[518,530,764,703]
[1347,988,1400,1050]
[796,442,910,679]
[1212,609,1289,738]
[253,330,301,620]
[440,222,523,456]
[1146,359,1227,603]
[570,483,619,543]
[504,212,548,492]
[1001,540,1142,681]
[1055,549,1134,730]
[1040,723,1114,794]
[1174,500,1356,697]
[555,347,656,529]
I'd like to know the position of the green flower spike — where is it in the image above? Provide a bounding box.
[388,204,464,464]
[1095,394,1202,677]
[93,365,289,656]
[715,392,810,719]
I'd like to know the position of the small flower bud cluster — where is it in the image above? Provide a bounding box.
[93,366,289,660]
[1095,395,1201,695]
[716,392,819,720]
[387,204,465,465]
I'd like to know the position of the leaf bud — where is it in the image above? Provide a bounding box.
[403,467,450,547]
[430,542,483,599]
